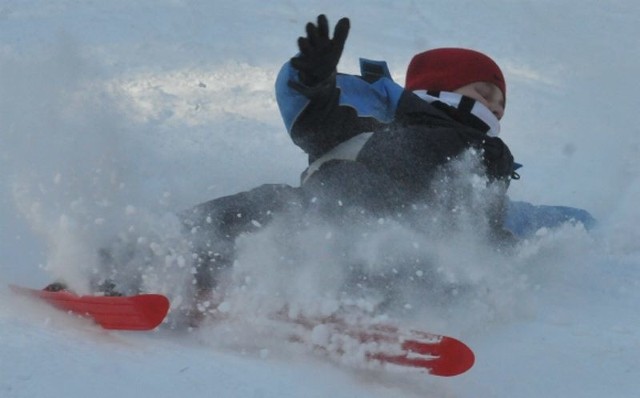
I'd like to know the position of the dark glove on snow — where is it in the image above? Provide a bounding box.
[290,14,350,87]
[481,136,515,182]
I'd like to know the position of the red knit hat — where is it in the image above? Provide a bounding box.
[405,48,506,99]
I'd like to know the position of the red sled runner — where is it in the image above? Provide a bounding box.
[10,284,170,331]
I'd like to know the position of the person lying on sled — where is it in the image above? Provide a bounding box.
[48,15,594,320]
[180,15,594,307]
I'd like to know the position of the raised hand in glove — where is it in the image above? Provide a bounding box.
[290,14,350,87]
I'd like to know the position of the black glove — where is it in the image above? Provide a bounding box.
[481,136,514,181]
[290,14,350,87]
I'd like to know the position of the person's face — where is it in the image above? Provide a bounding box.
[454,82,505,120]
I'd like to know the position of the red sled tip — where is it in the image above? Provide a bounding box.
[370,335,475,377]
[414,335,475,377]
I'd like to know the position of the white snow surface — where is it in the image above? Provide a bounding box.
[2,1,640,397]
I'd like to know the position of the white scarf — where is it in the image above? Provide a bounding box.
[412,90,501,137]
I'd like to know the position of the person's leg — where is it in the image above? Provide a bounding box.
[180,184,303,323]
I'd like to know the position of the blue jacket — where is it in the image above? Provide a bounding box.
[275,58,595,238]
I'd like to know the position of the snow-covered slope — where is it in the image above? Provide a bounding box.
[2,1,640,397]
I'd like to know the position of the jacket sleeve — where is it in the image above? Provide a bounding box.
[275,60,405,162]
[504,200,596,238]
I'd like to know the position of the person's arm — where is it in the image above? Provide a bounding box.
[275,15,403,161]
[504,200,596,238]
